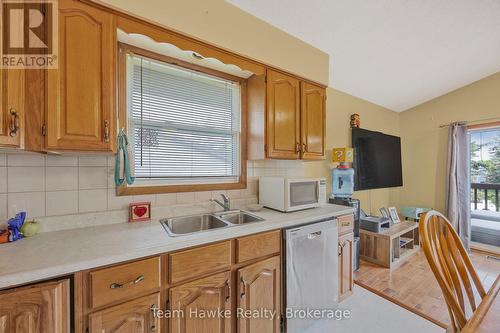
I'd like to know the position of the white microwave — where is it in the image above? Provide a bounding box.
[259,177,327,212]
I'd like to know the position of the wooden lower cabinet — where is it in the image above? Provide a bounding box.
[0,279,70,333]
[338,232,354,301]
[88,293,160,333]
[169,271,231,333]
[237,256,281,333]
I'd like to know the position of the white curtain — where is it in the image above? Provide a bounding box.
[445,123,471,250]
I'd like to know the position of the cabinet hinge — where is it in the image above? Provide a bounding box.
[280,316,285,333]
[264,144,267,153]
[166,299,170,311]
[85,328,89,333]
[41,124,46,136]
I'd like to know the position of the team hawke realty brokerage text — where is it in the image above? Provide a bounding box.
[152,307,352,321]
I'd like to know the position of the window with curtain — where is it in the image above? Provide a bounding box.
[125,52,242,186]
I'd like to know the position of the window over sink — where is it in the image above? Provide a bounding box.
[117,44,247,195]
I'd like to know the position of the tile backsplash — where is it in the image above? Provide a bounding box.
[0,152,305,225]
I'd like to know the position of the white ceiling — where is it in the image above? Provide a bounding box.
[227,0,500,111]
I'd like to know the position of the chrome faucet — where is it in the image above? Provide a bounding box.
[211,194,231,211]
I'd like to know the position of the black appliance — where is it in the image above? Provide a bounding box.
[329,197,360,271]
[352,128,403,190]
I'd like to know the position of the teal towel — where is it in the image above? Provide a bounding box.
[115,129,135,186]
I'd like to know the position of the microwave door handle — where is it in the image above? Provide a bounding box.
[285,180,289,210]
[317,181,320,201]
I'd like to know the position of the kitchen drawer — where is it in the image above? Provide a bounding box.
[338,214,354,236]
[90,257,160,309]
[236,230,281,263]
[170,241,231,284]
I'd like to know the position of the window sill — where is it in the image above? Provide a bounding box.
[116,180,247,196]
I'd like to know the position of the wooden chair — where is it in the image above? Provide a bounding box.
[419,210,487,332]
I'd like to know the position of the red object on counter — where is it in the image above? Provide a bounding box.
[0,229,9,244]
[129,202,151,222]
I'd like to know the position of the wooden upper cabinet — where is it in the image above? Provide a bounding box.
[238,256,281,333]
[89,293,160,333]
[170,272,231,333]
[0,69,24,148]
[266,70,300,159]
[247,71,326,160]
[300,82,326,160]
[0,279,70,333]
[46,0,116,152]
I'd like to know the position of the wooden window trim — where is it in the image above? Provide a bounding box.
[116,43,247,196]
[467,121,500,131]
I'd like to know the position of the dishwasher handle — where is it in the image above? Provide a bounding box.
[307,231,322,239]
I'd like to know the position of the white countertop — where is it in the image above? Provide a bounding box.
[0,204,354,289]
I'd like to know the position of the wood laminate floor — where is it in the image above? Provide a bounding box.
[354,249,500,328]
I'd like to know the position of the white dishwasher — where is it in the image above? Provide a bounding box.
[283,217,339,333]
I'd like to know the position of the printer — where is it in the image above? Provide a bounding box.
[360,210,391,233]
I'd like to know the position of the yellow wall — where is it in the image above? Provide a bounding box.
[305,88,401,214]
[98,0,329,85]
[399,72,500,213]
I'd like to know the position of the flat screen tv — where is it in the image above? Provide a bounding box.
[352,128,403,190]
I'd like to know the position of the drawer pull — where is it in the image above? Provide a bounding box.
[342,221,351,227]
[9,108,19,137]
[109,275,145,289]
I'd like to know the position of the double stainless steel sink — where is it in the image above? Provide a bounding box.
[160,210,264,237]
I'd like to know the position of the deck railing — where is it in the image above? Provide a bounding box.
[471,183,500,212]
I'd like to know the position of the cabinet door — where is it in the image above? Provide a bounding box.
[266,70,300,159]
[300,82,325,160]
[170,272,231,333]
[237,256,280,333]
[0,279,70,333]
[89,293,160,333]
[0,68,24,148]
[338,232,354,301]
[46,0,116,152]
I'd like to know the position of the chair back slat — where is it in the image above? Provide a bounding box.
[445,230,477,311]
[419,211,487,332]
[439,228,466,313]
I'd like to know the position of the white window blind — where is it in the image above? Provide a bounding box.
[126,54,241,185]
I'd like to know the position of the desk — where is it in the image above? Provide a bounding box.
[462,275,500,333]
[359,221,420,268]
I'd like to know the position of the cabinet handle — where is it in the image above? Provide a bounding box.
[150,304,158,332]
[225,279,231,303]
[103,120,110,142]
[295,142,300,153]
[302,142,307,153]
[9,108,19,137]
[240,277,246,299]
[338,243,343,256]
[109,275,144,289]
